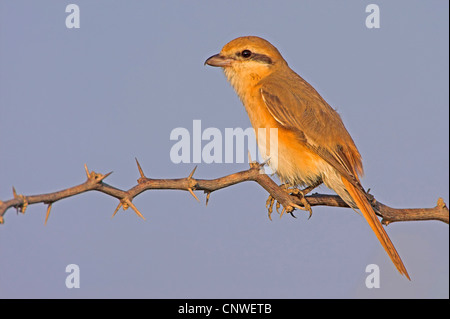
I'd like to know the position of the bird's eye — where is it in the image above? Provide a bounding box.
[241,50,252,58]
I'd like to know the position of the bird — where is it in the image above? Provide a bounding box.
[205,36,410,279]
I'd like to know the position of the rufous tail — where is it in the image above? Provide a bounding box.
[341,177,410,280]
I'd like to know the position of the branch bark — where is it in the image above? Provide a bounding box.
[0,159,448,225]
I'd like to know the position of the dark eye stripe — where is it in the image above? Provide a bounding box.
[251,53,272,64]
[235,51,273,64]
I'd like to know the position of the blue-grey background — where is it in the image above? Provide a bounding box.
[0,1,448,298]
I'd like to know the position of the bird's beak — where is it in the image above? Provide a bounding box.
[204,54,233,67]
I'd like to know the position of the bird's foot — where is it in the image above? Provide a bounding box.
[288,187,313,219]
[265,184,313,220]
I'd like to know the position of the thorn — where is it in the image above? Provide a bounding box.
[12,188,28,214]
[437,197,446,209]
[188,188,200,202]
[98,171,113,183]
[112,202,122,218]
[124,199,146,220]
[44,203,52,225]
[260,157,271,166]
[135,158,146,178]
[188,166,197,179]
[205,191,211,207]
[248,151,260,169]
[84,164,90,178]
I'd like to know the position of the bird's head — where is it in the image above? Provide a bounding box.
[205,36,287,93]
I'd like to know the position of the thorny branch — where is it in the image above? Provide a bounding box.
[0,159,448,225]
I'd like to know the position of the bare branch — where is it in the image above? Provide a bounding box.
[0,160,448,225]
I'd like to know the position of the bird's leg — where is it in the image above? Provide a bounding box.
[266,181,322,220]
[266,183,290,220]
[266,183,297,220]
[281,183,299,218]
[265,182,319,220]
[288,184,318,219]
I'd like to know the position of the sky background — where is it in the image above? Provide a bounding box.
[0,1,448,298]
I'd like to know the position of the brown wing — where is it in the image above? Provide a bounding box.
[259,71,364,190]
[259,71,410,279]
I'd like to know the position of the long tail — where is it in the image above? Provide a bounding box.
[341,177,410,280]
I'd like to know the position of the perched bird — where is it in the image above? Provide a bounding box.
[205,36,409,279]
